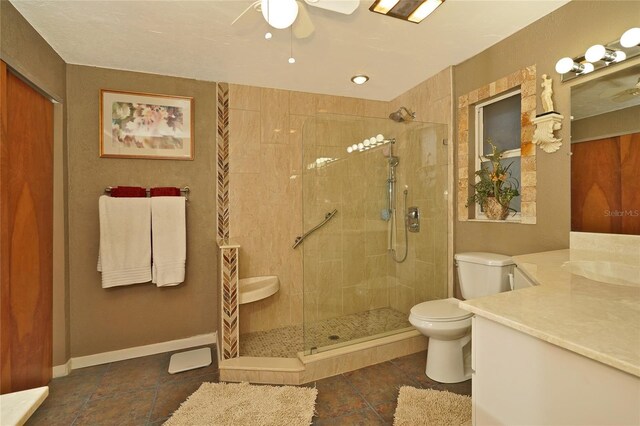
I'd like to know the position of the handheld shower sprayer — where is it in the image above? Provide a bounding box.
[389,107,416,123]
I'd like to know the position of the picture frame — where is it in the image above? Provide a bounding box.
[100,89,194,160]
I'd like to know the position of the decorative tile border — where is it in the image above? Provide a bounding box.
[457,65,537,224]
[217,82,239,360]
[217,82,230,243]
[220,245,239,359]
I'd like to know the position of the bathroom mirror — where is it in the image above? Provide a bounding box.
[570,64,640,235]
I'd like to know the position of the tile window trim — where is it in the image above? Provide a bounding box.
[457,65,537,224]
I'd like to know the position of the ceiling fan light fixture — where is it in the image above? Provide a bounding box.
[369,0,444,23]
[261,0,299,29]
[351,75,369,85]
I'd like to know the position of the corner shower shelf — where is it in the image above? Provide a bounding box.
[238,276,280,304]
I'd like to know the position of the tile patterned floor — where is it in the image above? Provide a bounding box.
[241,308,412,358]
[27,346,471,425]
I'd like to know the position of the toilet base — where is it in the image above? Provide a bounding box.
[425,335,472,383]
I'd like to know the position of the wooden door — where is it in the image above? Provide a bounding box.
[0,61,53,393]
[572,133,640,235]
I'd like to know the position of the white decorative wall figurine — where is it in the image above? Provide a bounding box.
[541,74,554,113]
[533,74,563,153]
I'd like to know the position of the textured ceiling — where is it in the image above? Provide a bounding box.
[11,0,569,100]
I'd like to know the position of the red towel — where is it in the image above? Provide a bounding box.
[110,186,147,197]
[150,187,182,197]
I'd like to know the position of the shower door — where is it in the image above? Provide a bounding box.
[301,113,448,355]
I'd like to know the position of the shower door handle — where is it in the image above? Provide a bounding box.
[406,207,420,233]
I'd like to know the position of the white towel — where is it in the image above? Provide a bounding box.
[98,195,152,288]
[151,196,186,287]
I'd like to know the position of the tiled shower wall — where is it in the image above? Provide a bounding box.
[302,116,400,323]
[228,85,391,334]
[389,68,453,314]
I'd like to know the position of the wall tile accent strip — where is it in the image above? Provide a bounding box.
[217,82,239,359]
[221,246,239,359]
[457,65,537,224]
[217,82,230,243]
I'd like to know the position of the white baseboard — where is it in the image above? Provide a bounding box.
[52,359,72,378]
[53,332,217,375]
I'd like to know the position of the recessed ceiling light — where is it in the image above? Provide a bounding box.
[288,57,296,64]
[351,75,369,85]
[265,32,272,40]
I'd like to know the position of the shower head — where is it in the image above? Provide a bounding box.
[389,107,416,122]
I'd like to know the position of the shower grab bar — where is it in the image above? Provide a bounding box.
[292,209,338,249]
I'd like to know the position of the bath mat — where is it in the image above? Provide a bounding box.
[393,386,471,426]
[164,382,317,426]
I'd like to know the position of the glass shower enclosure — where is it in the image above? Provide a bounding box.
[301,113,449,355]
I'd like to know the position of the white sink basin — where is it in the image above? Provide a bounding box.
[238,276,280,304]
[562,260,640,287]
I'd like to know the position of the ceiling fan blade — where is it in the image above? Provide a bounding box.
[304,0,359,15]
[293,1,315,39]
[231,0,261,26]
[611,89,639,103]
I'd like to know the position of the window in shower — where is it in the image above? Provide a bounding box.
[474,90,522,220]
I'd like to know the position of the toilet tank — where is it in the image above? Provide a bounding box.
[455,252,514,299]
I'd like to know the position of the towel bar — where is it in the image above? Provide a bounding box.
[104,186,190,201]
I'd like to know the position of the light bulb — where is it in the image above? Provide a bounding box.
[288,57,296,64]
[581,63,594,74]
[261,0,299,29]
[369,137,377,145]
[614,51,627,62]
[265,32,272,40]
[555,57,576,74]
[620,27,640,48]
[358,143,364,149]
[363,139,370,147]
[350,75,369,85]
[376,134,384,141]
[351,144,358,151]
[346,146,353,153]
[585,45,606,62]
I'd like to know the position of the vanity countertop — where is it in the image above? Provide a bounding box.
[459,249,640,377]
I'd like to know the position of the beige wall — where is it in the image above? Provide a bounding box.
[1,1,69,366]
[572,105,640,143]
[453,1,640,256]
[66,65,217,357]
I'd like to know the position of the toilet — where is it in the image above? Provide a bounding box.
[409,252,514,383]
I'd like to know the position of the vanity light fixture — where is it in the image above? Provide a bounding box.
[584,45,625,63]
[555,57,593,75]
[620,27,640,48]
[556,27,640,82]
[351,75,369,85]
[369,0,444,23]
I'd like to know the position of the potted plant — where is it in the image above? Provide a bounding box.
[466,140,520,220]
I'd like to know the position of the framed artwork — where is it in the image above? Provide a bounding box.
[100,89,194,160]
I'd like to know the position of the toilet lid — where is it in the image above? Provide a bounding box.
[410,298,472,322]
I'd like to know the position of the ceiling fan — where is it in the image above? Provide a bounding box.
[231,0,359,39]
[611,77,640,103]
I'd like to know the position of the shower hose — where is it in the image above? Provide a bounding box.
[391,189,409,263]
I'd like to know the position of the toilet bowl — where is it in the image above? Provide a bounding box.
[409,298,473,383]
[410,252,514,383]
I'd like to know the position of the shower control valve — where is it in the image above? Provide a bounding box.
[407,207,420,233]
